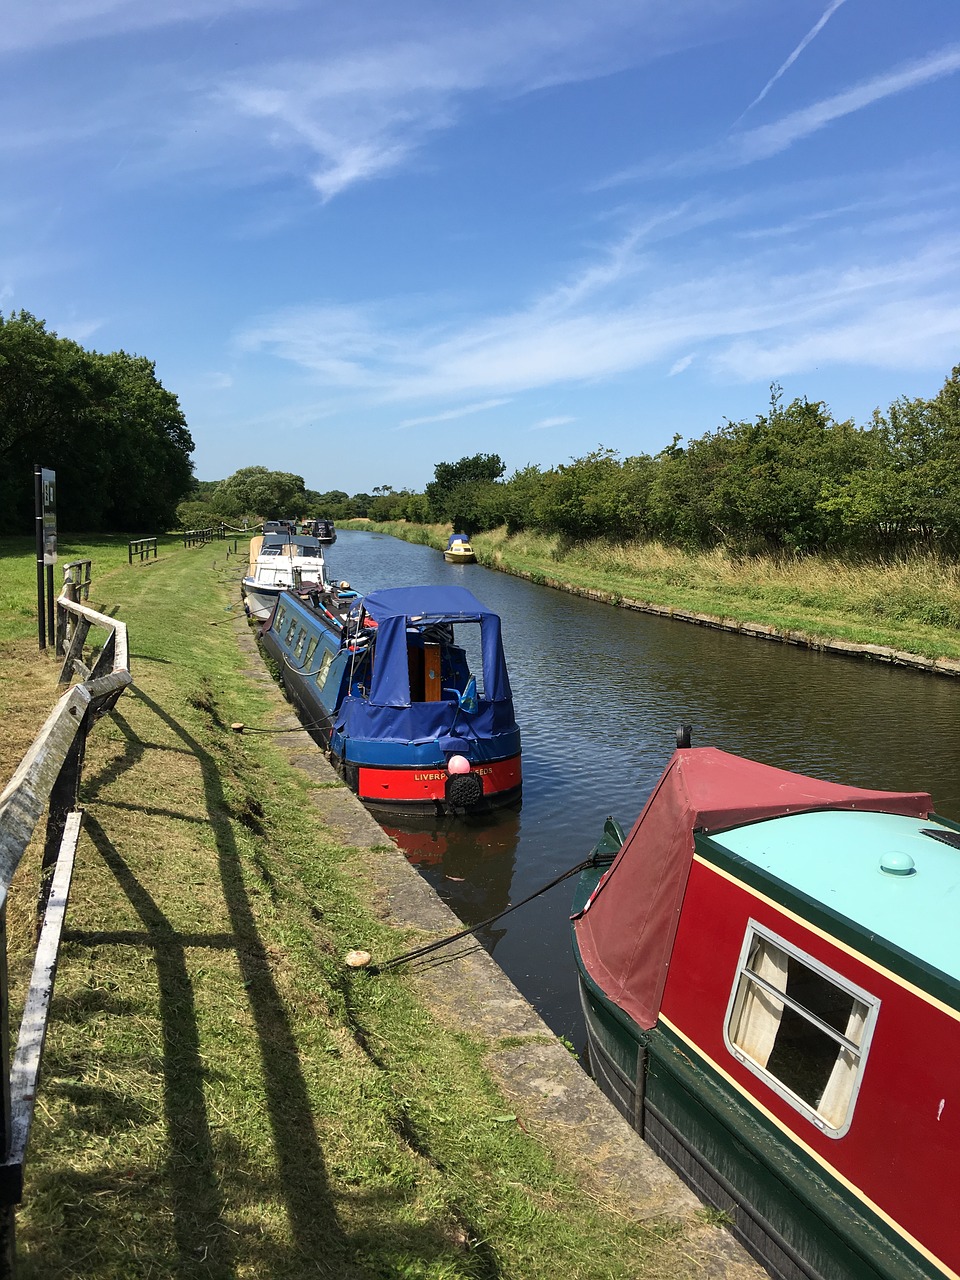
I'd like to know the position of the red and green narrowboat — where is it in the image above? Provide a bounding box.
[572,735,960,1280]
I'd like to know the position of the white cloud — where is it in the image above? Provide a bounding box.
[398,398,511,428]
[713,300,960,380]
[0,0,281,54]
[606,43,960,185]
[732,44,960,164]
[237,231,960,402]
[669,354,695,375]
[531,416,575,430]
[2,2,754,201]
[52,316,106,344]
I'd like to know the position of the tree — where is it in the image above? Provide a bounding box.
[0,310,194,532]
[306,488,349,513]
[821,365,960,552]
[211,467,309,521]
[529,448,637,542]
[425,453,506,530]
[677,388,864,553]
[497,465,544,534]
[93,350,194,531]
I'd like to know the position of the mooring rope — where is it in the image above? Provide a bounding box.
[366,853,602,974]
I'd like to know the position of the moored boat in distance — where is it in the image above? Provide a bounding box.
[443,533,476,564]
[259,584,521,816]
[242,530,330,620]
[572,732,960,1280]
[302,517,337,544]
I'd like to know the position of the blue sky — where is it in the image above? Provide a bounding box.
[3,1,959,494]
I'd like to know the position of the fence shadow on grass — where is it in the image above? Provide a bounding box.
[69,814,236,1277]
[62,689,349,1276]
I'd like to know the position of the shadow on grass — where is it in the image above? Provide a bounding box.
[47,690,353,1277]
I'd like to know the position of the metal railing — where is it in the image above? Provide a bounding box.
[0,569,131,1274]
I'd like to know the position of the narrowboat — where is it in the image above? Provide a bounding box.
[301,518,337,544]
[443,533,476,564]
[242,531,329,620]
[571,734,960,1280]
[260,584,521,816]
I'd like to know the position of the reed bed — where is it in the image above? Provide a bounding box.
[345,520,960,660]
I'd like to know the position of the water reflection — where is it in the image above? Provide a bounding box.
[325,530,960,1045]
[381,806,522,953]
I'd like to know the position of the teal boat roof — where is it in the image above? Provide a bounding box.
[708,810,960,982]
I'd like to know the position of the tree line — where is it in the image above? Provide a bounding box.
[5,306,956,557]
[370,364,960,557]
[0,311,194,533]
[176,469,375,529]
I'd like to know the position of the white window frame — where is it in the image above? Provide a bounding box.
[722,920,879,1139]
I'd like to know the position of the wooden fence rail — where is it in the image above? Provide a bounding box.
[182,525,226,548]
[0,573,131,1275]
[128,537,157,563]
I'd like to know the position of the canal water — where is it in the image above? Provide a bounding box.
[323,529,960,1047]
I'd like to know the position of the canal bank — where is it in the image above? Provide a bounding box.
[234,614,764,1279]
[349,521,960,674]
[491,570,960,677]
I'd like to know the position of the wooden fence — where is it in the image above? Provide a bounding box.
[128,537,158,563]
[182,525,227,548]
[0,569,131,1275]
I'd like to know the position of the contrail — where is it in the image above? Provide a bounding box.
[736,0,848,123]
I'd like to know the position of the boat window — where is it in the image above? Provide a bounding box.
[285,618,298,644]
[294,628,307,659]
[304,636,319,668]
[315,648,335,686]
[724,922,879,1137]
[275,605,286,631]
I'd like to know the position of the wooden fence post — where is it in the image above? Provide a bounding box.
[0,905,15,1276]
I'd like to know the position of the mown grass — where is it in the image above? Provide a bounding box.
[1,534,721,1279]
[348,521,960,661]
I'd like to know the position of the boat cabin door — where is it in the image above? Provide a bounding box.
[407,641,442,702]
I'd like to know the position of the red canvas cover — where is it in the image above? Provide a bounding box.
[573,747,932,1031]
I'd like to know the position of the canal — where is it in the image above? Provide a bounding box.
[323,529,960,1048]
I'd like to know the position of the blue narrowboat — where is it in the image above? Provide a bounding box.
[261,584,521,815]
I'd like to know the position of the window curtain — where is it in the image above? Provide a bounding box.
[733,938,789,1067]
[818,999,868,1129]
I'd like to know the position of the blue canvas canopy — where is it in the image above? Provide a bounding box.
[357,585,511,708]
[447,532,469,547]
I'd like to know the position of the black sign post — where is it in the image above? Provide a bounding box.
[34,466,57,650]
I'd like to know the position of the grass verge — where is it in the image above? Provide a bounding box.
[346,521,960,662]
[1,535,726,1279]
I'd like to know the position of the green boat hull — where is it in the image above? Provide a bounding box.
[575,952,940,1280]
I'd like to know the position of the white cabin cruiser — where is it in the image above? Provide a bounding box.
[241,532,329,620]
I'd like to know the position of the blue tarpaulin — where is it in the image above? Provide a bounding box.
[357,586,512,708]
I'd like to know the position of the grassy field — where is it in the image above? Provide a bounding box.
[347,521,960,662]
[0,535,728,1279]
